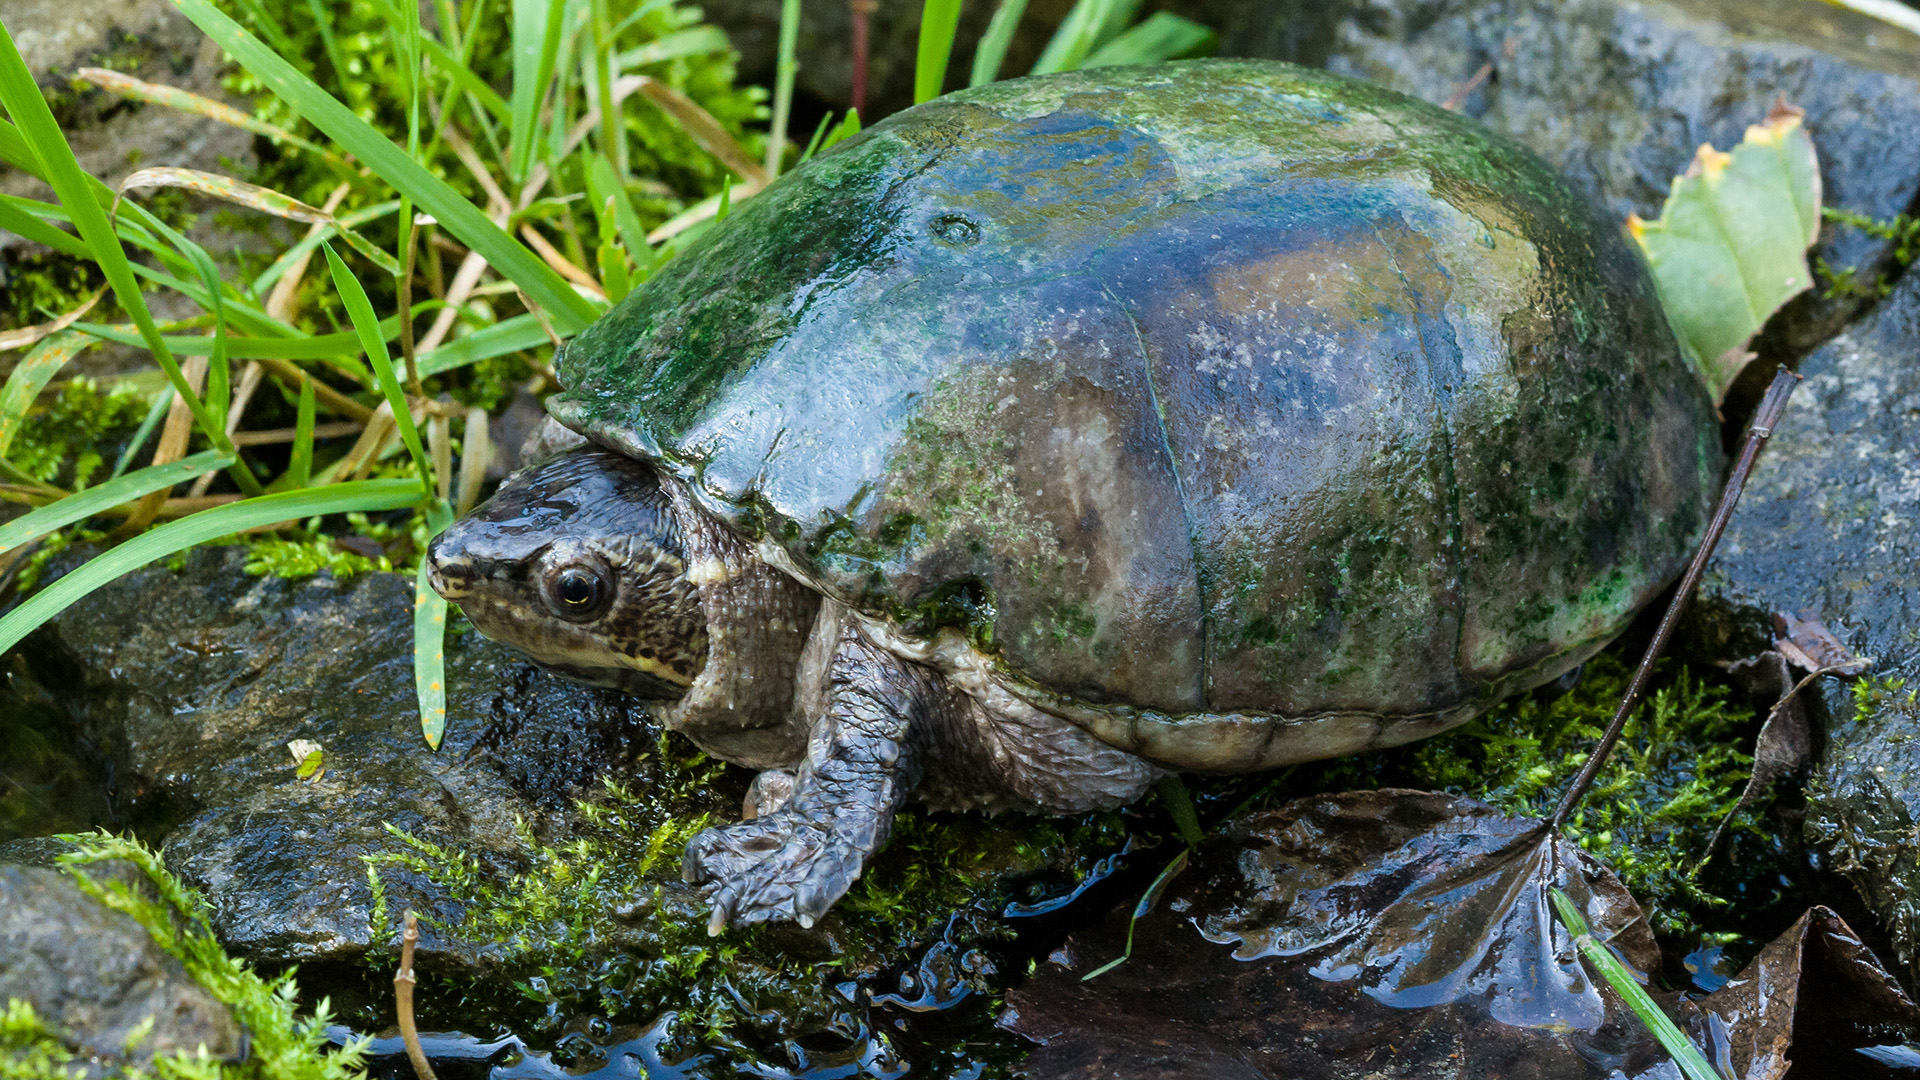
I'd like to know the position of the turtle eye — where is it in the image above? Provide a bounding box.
[544,563,610,621]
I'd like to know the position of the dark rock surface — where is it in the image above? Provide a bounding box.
[1155,0,1920,357]
[0,860,247,1062]
[1703,263,1920,972]
[10,545,660,967]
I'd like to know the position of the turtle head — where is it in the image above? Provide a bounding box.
[426,444,708,698]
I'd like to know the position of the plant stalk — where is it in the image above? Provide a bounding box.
[395,910,437,1080]
[1548,366,1800,832]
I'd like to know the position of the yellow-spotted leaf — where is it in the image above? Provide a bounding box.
[116,167,401,275]
[0,331,91,457]
[75,67,341,162]
[415,499,455,749]
[1628,101,1821,403]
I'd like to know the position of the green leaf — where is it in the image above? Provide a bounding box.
[287,378,315,488]
[0,450,235,555]
[510,0,567,180]
[0,478,423,656]
[1031,0,1137,75]
[768,0,803,173]
[0,331,90,457]
[324,244,434,496]
[1628,103,1821,404]
[420,36,511,122]
[616,26,730,68]
[1081,12,1213,67]
[1550,888,1725,1080]
[970,0,1029,85]
[915,0,965,103]
[818,109,860,155]
[417,313,554,376]
[587,154,652,267]
[171,0,600,334]
[1081,848,1189,981]
[415,499,455,749]
[0,195,88,257]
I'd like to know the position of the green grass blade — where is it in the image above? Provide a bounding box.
[1153,775,1205,848]
[323,244,434,495]
[0,332,90,457]
[139,213,233,431]
[510,0,568,180]
[172,0,600,334]
[304,0,353,86]
[1081,12,1213,67]
[819,109,860,154]
[414,498,454,748]
[767,0,802,174]
[0,450,235,555]
[1082,848,1189,981]
[796,112,834,165]
[0,195,88,257]
[1549,888,1724,1080]
[0,478,422,655]
[288,377,315,488]
[616,26,729,68]
[915,0,965,104]
[586,154,652,268]
[970,0,1030,85]
[0,20,254,491]
[249,199,401,296]
[416,314,552,376]
[420,36,511,122]
[111,387,174,480]
[1030,0,1130,74]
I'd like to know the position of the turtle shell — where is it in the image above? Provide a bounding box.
[549,60,1720,770]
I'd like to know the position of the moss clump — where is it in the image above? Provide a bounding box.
[6,379,156,489]
[2,834,369,1080]
[1300,652,1758,937]
[363,734,1122,1063]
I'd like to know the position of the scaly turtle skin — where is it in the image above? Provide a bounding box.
[427,59,1721,930]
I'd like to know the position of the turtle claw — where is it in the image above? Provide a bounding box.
[682,813,855,932]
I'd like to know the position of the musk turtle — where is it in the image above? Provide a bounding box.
[426,59,1721,931]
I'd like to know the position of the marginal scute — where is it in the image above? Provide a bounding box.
[551,60,1720,771]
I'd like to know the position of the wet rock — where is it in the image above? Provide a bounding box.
[1162,0,1920,355]
[0,860,247,1062]
[0,0,257,212]
[1698,265,1920,972]
[9,545,660,968]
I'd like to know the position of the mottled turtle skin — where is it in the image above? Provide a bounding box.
[429,59,1721,931]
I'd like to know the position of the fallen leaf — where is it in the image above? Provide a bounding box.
[287,738,324,783]
[1773,609,1869,677]
[1627,99,1820,404]
[1007,792,1920,1079]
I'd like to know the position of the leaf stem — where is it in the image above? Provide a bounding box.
[1549,366,1799,831]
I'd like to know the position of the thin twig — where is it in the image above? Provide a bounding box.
[394,910,437,1080]
[1548,366,1800,831]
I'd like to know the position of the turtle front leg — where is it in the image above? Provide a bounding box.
[682,625,932,932]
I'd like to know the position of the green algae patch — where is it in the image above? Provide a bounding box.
[3,835,370,1080]
[362,733,1124,1057]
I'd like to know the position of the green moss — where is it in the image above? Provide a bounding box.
[3,834,369,1080]
[0,252,102,337]
[363,733,1121,1059]
[7,379,156,489]
[1816,207,1920,298]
